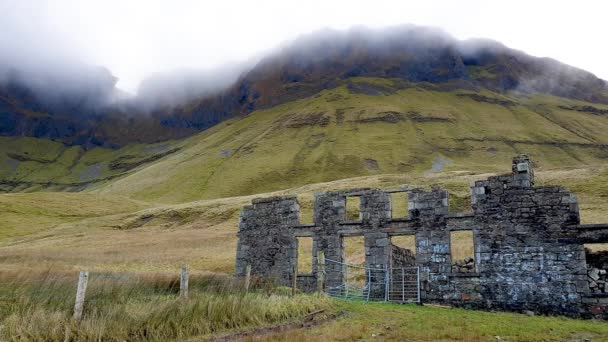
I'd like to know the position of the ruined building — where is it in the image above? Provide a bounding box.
[235,155,608,318]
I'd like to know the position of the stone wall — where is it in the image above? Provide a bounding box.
[470,155,586,316]
[235,196,300,286]
[391,244,416,267]
[235,154,608,318]
[586,250,608,295]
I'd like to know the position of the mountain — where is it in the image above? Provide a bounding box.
[159,26,608,137]
[1,25,608,198]
[2,77,608,201]
[0,66,198,148]
[1,25,607,149]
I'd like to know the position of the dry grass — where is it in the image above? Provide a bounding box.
[296,237,313,274]
[585,243,608,252]
[0,270,332,341]
[450,230,475,263]
[0,192,148,240]
[0,167,606,275]
[390,192,409,218]
[297,194,315,224]
[345,196,361,221]
[391,235,416,252]
[343,236,366,266]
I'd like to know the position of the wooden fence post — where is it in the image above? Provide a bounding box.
[316,250,325,293]
[244,264,251,293]
[291,263,298,296]
[180,264,189,299]
[73,271,89,321]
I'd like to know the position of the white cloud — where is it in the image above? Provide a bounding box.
[1,0,606,92]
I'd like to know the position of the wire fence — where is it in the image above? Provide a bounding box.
[0,259,421,312]
[324,258,420,303]
[0,265,195,319]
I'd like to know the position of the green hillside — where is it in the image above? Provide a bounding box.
[0,136,183,192]
[2,77,608,204]
[96,78,608,203]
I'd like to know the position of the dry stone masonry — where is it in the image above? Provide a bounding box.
[235,155,608,318]
[391,244,416,267]
[586,250,608,295]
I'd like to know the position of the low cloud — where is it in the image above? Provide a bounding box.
[133,63,250,111]
[1,16,606,120]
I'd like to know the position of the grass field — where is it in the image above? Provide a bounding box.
[253,301,608,341]
[5,268,608,341]
[1,166,606,274]
[0,270,331,341]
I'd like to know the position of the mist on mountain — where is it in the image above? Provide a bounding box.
[1,24,607,148]
[133,64,249,112]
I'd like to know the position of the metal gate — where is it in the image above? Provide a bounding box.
[324,258,420,303]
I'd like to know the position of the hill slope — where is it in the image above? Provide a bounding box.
[2,77,608,201]
[95,78,608,203]
[0,136,183,192]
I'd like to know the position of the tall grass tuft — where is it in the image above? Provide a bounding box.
[0,270,332,341]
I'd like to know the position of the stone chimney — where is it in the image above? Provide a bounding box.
[511,154,534,188]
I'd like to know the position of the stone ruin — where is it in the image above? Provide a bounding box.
[235,155,608,318]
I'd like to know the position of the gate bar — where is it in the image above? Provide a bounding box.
[366,268,371,301]
[384,265,389,302]
[417,266,421,304]
[402,268,405,302]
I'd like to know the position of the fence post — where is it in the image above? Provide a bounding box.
[316,250,325,293]
[244,264,251,293]
[291,263,298,296]
[180,264,189,299]
[73,271,89,321]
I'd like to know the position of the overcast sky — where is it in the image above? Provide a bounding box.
[2,0,606,93]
